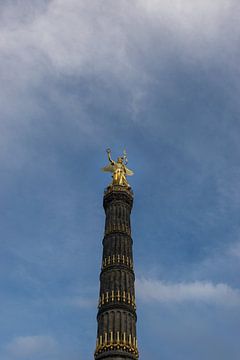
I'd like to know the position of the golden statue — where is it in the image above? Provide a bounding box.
[102,149,134,187]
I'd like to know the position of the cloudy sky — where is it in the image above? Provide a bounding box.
[1,1,240,359]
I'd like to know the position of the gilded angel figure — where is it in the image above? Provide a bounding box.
[102,149,134,187]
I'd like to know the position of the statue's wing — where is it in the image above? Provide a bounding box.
[125,166,134,176]
[102,164,115,173]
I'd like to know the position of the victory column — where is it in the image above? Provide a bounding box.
[94,149,139,360]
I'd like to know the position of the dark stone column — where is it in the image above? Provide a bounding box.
[94,185,139,360]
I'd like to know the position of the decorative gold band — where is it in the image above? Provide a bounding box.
[95,332,139,358]
[98,290,136,310]
[102,254,133,269]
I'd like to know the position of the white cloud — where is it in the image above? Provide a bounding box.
[138,0,238,50]
[0,1,139,169]
[0,1,136,85]
[0,0,239,169]
[6,335,57,358]
[1,0,238,92]
[136,278,240,306]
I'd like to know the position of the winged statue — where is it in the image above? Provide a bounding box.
[102,148,134,187]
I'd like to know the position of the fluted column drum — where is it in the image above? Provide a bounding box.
[94,185,139,360]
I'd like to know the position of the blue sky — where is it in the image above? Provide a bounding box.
[1,1,240,359]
